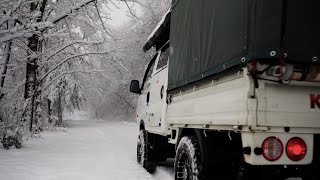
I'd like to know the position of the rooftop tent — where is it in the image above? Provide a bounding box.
[143,9,171,52]
[168,0,320,91]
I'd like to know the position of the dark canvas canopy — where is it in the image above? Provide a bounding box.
[168,0,320,90]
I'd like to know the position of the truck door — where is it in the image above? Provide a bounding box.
[148,46,169,128]
[137,53,158,128]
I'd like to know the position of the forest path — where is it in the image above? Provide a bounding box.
[0,113,174,180]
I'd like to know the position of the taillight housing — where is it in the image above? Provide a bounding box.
[286,137,307,161]
[262,137,283,161]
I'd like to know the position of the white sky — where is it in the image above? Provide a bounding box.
[106,1,141,27]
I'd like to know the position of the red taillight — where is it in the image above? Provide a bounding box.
[262,137,283,161]
[286,137,307,161]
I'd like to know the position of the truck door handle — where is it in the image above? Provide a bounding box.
[160,86,164,99]
[149,113,154,116]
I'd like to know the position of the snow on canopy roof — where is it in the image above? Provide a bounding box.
[143,9,171,52]
[148,9,171,40]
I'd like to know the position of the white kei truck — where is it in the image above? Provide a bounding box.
[130,1,320,179]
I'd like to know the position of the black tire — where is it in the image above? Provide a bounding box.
[137,130,156,173]
[175,136,203,180]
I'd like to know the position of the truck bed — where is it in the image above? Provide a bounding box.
[167,69,320,130]
[167,70,252,127]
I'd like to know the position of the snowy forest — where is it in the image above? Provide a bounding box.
[0,0,171,148]
[1,1,319,180]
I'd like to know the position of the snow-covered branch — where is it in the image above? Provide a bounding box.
[49,0,96,24]
[41,40,103,64]
[120,0,142,20]
[0,0,23,26]
[0,32,33,43]
[43,69,109,90]
[40,51,113,82]
[93,0,120,40]
[0,22,54,42]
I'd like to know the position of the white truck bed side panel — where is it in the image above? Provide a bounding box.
[167,76,251,126]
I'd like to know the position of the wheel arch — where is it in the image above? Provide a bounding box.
[176,128,207,164]
[176,128,201,148]
[176,128,244,172]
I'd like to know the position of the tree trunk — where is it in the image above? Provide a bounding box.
[33,37,45,131]
[56,91,63,126]
[0,41,12,99]
[22,34,39,133]
[21,1,47,133]
[0,15,13,100]
[47,98,52,123]
[34,81,42,130]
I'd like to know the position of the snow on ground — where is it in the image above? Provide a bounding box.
[0,112,174,180]
[0,111,300,180]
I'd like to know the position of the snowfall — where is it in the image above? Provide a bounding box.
[0,111,174,180]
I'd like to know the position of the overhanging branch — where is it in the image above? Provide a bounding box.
[49,0,96,24]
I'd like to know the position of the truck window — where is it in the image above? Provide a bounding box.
[141,53,158,90]
[146,58,156,80]
[156,48,169,70]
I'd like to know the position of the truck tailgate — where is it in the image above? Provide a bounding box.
[256,82,320,128]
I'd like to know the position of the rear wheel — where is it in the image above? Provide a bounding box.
[175,136,203,180]
[137,130,156,173]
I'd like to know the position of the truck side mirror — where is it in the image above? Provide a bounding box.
[130,80,141,94]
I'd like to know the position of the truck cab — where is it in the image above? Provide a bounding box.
[132,42,170,136]
[130,42,175,173]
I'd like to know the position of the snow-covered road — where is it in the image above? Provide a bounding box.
[0,117,174,180]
